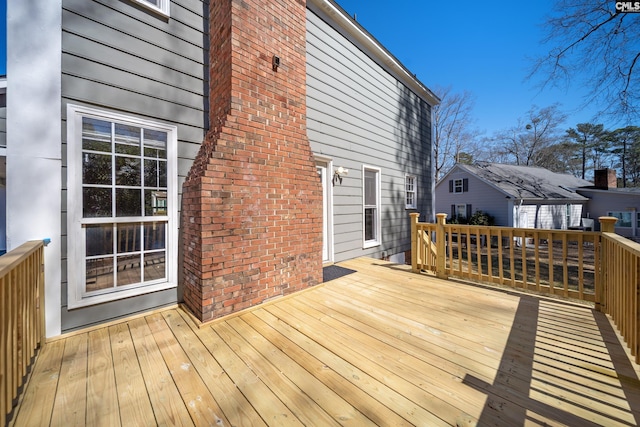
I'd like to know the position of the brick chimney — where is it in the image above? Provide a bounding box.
[594,168,617,189]
[181,0,323,322]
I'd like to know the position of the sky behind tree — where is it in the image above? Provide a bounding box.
[334,0,614,138]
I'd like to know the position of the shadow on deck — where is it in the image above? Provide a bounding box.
[9,257,640,426]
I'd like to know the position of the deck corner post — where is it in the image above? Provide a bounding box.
[410,212,420,273]
[436,213,448,280]
[598,216,617,233]
[596,216,617,312]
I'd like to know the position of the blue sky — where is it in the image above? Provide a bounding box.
[335,0,610,137]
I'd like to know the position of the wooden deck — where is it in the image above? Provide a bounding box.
[9,257,640,426]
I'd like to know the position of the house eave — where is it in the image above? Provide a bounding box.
[307,0,440,106]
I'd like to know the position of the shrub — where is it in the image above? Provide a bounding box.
[467,210,495,226]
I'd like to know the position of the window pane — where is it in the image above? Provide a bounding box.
[144,253,166,281]
[86,257,114,292]
[86,224,113,256]
[364,170,377,205]
[144,129,167,159]
[406,192,414,207]
[116,255,141,286]
[144,223,166,250]
[406,177,414,191]
[83,187,112,217]
[144,159,158,187]
[609,211,632,227]
[145,190,167,216]
[117,224,141,253]
[116,188,142,217]
[159,161,167,187]
[115,124,141,155]
[365,207,376,241]
[83,153,112,185]
[82,117,111,152]
[115,156,141,186]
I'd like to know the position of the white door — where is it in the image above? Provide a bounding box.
[316,161,332,263]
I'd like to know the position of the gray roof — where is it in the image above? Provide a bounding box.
[455,163,592,201]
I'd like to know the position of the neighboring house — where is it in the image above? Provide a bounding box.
[577,169,640,238]
[435,163,592,229]
[6,0,437,336]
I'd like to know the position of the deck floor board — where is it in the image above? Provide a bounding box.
[9,257,640,426]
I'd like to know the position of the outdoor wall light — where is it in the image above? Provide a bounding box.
[333,166,349,186]
[272,55,280,71]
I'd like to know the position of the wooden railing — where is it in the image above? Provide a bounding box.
[410,213,640,364]
[1,241,45,422]
[599,217,640,364]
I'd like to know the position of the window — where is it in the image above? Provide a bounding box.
[67,105,177,308]
[637,212,640,229]
[608,211,633,228]
[363,166,381,248]
[133,0,170,16]
[451,204,471,222]
[405,175,417,209]
[449,178,468,193]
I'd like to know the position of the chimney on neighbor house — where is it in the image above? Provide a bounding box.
[594,168,617,190]
[181,0,323,322]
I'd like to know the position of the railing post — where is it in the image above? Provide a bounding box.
[410,213,420,273]
[597,216,618,312]
[599,216,617,233]
[436,213,448,280]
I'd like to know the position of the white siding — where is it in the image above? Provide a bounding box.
[435,170,511,226]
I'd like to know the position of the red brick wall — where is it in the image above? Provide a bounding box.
[181,0,323,322]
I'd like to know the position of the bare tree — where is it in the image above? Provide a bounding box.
[530,1,640,120]
[432,85,479,182]
[491,104,567,166]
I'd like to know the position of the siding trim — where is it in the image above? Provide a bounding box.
[7,0,63,337]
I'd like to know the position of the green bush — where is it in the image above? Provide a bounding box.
[467,210,495,226]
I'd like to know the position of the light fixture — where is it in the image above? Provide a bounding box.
[333,166,348,185]
[272,55,280,71]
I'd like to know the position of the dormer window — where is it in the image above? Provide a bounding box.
[449,178,468,193]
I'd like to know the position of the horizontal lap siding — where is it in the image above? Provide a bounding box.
[435,171,512,226]
[61,0,207,331]
[306,9,432,262]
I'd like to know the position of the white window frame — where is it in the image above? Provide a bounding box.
[454,178,464,193]
[405,174,417,209]
[67,104,178,309]
[133,0,170,17]
[362,165,381,248]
